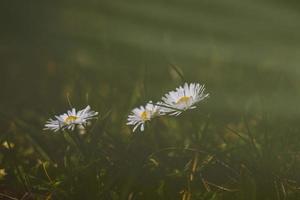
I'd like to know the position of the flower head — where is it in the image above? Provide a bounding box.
[127,101,162,132]
[44,105,98,132]
[161,83,209,116]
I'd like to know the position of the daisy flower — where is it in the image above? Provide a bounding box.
[127,101,162,132]
[161,83,209,116]
[44,105,98,132]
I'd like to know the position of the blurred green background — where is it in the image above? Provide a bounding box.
[1,0,300,199]
[2,0,300,117]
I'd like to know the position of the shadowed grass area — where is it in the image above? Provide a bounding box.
[1,0,300,199]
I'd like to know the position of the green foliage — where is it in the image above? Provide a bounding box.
[1,76,300,199]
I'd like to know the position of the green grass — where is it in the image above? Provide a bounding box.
[1,0,300,199]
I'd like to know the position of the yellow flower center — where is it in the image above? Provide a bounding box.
[65,115,78,123]
[140,111,149,121]
[176,96,191,104]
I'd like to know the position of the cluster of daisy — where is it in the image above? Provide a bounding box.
[44,83,208,133]
[127,83,209,132]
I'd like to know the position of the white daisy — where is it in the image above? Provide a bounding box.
[127,101,162,132]
[44,105,98,132]
[161,83,209,116]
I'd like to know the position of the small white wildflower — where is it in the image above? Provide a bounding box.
[127,101,162,132]
[44,105,98,132]
[161,83,209,116]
